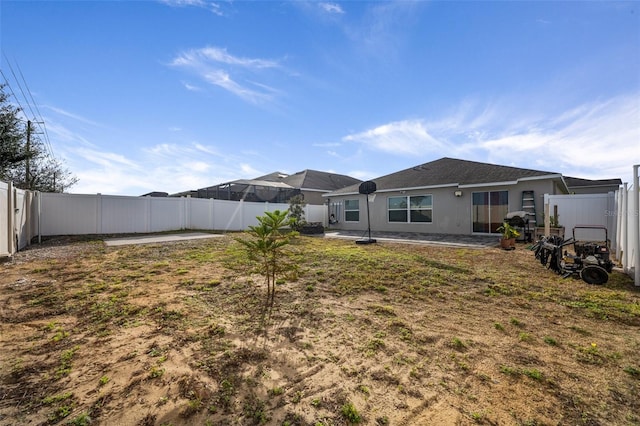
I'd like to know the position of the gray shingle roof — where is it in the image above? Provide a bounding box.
[564,176,622,188]
[282,169,362,191]
[327,157,562,195]
[198,170,360,193]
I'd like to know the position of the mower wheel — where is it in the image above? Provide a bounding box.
[580,265,609,285]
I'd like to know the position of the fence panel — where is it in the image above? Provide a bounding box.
[547,193,617,245]
[15,189,33,249]
[1,180,35,257]
[40,193,100,235]
[149,197,184,232]
[189,198,214,230]
[101,196,149,234]
[0,181,9,256]
[37,192,329,236]
[617,166,639,286]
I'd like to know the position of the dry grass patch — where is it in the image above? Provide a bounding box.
[1,235,639,425]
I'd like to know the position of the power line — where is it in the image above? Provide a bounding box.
[16,61,55,159]
[1,56,56,160]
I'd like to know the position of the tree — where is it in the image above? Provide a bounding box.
[0,84,78,192]
[287,193,307,231]
[236,210,296,321]
[0,84,27,169]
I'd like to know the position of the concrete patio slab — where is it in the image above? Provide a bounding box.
[104,232,225,247]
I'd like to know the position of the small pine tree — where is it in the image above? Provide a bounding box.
[236,210,294,319]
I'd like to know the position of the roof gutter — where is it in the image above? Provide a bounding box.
[323,173,566,196]
[458,174,565,189]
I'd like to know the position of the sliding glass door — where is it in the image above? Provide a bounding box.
[472,191,508,233]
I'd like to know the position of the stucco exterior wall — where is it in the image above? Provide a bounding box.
[326,178,564,235]
[301,190,328,206]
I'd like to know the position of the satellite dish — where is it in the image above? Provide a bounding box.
[358,181,377,195]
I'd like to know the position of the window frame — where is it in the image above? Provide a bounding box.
[387,194,433,224]
[344,199,360,222]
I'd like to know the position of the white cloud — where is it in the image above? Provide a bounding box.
[61,139,266,196]
[312,142,341,148]
[472,95,640,179]
[341,94,639,183]
[159,0,225,16]
[343,119,447,156]
[202,69,273,104]
[170,46,283,104]
[319,3,345,14]
[182,82,202,92]
[239,163,261,176]
[194,46,279,69]
[75,148,142,170]
[44,105,102,127]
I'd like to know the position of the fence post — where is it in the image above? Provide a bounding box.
[7,182,15,255]
[209,198,214,230]
[96,194,102,234]
[633,164,639,287]
[37,191,42,244]
[185,195,191,230]
[240,200,244,230]
[543,194,550,237]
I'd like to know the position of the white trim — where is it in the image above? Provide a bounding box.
[323,191,359,197]
[300,188,331,193]
[376,184,458,193]
[325,174,564,197]
[459,174,562,189]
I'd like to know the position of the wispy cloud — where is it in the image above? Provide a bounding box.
[343,94,640,182]
[66,141,267,195]
[345,1,420,59]
[159,0,225,16]
[170,46,283,104]
[180,46,279,69]
[44,106,102,127]
[343,119,447,156]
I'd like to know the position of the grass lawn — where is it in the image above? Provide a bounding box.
[1,234,639,426]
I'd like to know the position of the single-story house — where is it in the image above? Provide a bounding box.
[564,176,622,195]
[323,157,573,236]
[177,169,361,205]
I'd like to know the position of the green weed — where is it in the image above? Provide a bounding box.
[341,402,362,424]
[43,392,73,405]
[56,346,80,378]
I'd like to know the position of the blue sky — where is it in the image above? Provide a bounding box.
[1,0,639,196]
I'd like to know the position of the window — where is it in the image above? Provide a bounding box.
[472,191,508,233]
[344,199,360,222]
[388,195,432,223]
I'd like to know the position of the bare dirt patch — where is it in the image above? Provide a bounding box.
[1,235,639,425]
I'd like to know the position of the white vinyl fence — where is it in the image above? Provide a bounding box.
[615,165,639,286]
[1,184,327,258]
[544,165,640,286]
[545,192,618,245]
[37,192,327,236]
[1,181,37,257]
